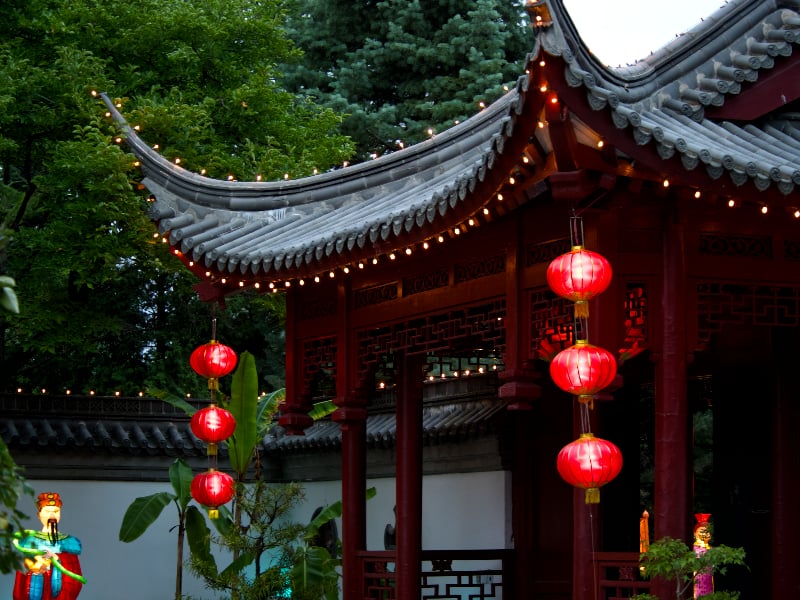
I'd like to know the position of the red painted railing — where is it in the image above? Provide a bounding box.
[358,549,514,600]
[593,552,650,599]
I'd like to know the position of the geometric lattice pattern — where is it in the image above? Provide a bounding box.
[696,282,800,349]
[356,301,507,379]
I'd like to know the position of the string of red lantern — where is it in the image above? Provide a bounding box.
[556,433,623,504]
[547,215,623,504]
[188,317,238,518]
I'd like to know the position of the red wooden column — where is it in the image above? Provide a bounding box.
[331,278,368,600]
[652,202,690,596]
[770,328,800,598]
[278,287,313,434]
[334,390,367,600]
[395,351,424,600]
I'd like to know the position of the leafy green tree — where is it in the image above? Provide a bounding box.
[0,0,353,397]
[634,537,746,600]
[281,0,532,161]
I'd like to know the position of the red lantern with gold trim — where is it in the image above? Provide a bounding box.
[547,246,612,317]
[557,433,622,503]
[549,340,617,407]
[191,469,235,518]
[191,405,236,456]
[190,341,237,390]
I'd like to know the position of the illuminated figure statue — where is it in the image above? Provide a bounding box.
[13,492,85,600]
[693,513,713,598]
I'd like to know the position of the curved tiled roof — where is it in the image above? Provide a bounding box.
[104,0,800,299]
[539,0,800,193]
[0,392,504,459]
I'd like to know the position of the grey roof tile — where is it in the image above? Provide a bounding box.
[100,0,800,297]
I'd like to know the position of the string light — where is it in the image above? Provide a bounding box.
[761,205,768,214]
[728,199,735,207]
[694,190,702,199]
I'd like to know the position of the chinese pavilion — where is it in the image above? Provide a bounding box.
[101,0,800,598]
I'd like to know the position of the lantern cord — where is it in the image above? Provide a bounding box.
[211,316,217,342]
[579,401,591,435]
[589,506,600,600]
[569,213,584,248]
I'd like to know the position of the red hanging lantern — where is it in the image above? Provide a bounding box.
[191,469,235,518]
[190,341,237,390]
[557,433,623,503]
[191,405,236,456]
[547,246,612,317]
[549,340,617,407]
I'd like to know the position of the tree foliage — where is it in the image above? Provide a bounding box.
[0,0,354,397]
[281,0,532,160]
[635,537,747,600]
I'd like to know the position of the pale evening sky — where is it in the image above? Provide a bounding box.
[563,0,729,66]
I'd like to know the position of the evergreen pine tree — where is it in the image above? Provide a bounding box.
[282,0,532,161]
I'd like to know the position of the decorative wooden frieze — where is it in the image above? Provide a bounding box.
[453,254,505,284]
[698,232,772,259]
[402,268,449,296]
[696,282,800,349]
[298,297,337,321]
[356,301,507,378]
[354,282,399,309]
[784,239,800,261]
[525,238,571,267]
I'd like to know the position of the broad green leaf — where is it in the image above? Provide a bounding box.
[307,487,376,535]
[169,458,194,511]
[118,492,174,542]
[308,399,337,421]
[291,546,339,598]
[185,505,217,575]
[0,287,19,314]
[256,388,285,437]
[228,351,259,476]
[219,552,255,579]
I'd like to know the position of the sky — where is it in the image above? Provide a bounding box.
[563,0,729,66]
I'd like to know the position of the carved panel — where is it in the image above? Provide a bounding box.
[454,254,505,283]
[525,238,571,267]
[530,288,574,359]
[302,336,337,397]
[403,268,449,296]
[696,283,800,349]
[784,239,800,261]
[356,301,507,378]
[621,283,648,356]
[298,297,337,321]
[354,282,399,309]
[698,233,772,259]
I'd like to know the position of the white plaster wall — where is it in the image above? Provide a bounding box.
[1,471,508,599]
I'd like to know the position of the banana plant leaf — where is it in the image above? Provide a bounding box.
[185,505,217,574]
[306,487,376,538]
[169,458,194,512]
[308,400,337,421]
[256,388,285,438]
[290,546,339,600]
[228,351,259,477]
[119,492,173,542]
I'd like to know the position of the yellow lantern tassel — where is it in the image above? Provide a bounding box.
[585,488,600,504]
[574,300,589,318]
[208,508,220,519]
[206,442,218,457]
